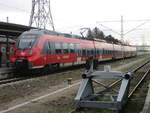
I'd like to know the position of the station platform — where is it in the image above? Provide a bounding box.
[141,84,150,113]
[0,64,12,72]
[0,64,13,79]
[0,67,12,72]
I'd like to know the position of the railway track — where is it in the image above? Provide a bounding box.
[0,66,83,86]
[0,57,135,86]
[69,59,150,113]
[0,77,25,85]
[0,57,149,113]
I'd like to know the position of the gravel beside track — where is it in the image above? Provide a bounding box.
[0,55,150,113]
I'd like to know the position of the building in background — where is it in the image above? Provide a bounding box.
[0,38,15,66]
[133,45,150,55]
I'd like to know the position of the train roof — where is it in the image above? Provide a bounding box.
[23,29,82,39]
[22,29,135,49]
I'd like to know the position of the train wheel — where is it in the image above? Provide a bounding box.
[42,65,51,75]
[56,63,60,69]
[51,63,60,70]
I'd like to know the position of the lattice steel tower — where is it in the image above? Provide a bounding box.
[29,0,55,31]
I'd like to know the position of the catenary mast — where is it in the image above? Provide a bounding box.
[29,0,55,31]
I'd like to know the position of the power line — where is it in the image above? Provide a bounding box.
[99,24,121,35]
[97,18,150,37]
[124,21,150,36]
[97,19,150,23]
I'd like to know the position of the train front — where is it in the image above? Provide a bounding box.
[10,32,40,70]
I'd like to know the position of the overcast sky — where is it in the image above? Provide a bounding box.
[0,0,150,45]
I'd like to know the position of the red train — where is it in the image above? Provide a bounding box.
[10,29,137,70]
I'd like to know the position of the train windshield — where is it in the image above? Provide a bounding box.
[17,34,39,49]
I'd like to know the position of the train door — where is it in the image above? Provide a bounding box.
[77,46,82,64]
[42,40,49,65]
[61,43,70,64]
[112,44,115,58]
[102,48,104,59]
[69,43,76,63]
[47,41,53,64]
[76,44,82,64]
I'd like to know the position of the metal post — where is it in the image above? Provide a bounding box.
[29,0,55,30]
[121,16,124,61]
[6,35,9,67]
[75,65,132,110]
[121,16,123,42]
[6,17,9,67]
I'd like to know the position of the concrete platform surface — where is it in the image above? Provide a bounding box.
[141,84,150,113]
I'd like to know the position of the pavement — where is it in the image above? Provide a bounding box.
[0,65,12,72]
[141,84,150,113]
[0,64,13,79]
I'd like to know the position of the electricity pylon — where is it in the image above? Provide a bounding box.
[29,0,55,31]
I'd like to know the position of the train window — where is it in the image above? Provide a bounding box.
[42,40,49,54]
[69,43,75,53]
[82,48,86,56]
[104,50,106,55]
[62,43,69,54]
[109,50,111,55]
[78,49,82,56]
[110,50,113,55]
[96,49,99,56]
[103,50,106,55]
[74,44,77,54]
[48,41,54,54]
[102,49,104,55]
[78,48,82,57]
[99,49,102,55]
[17,38,36,49]
[91,49,94,55]
[55,42,62,54]
[76,44,81,56]
[87,49,90,55]
[98,49,100,55]
[49,41,55,54]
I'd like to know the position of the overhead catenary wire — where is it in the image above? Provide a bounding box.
[124,21,150,36]
[97,19,150,23]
